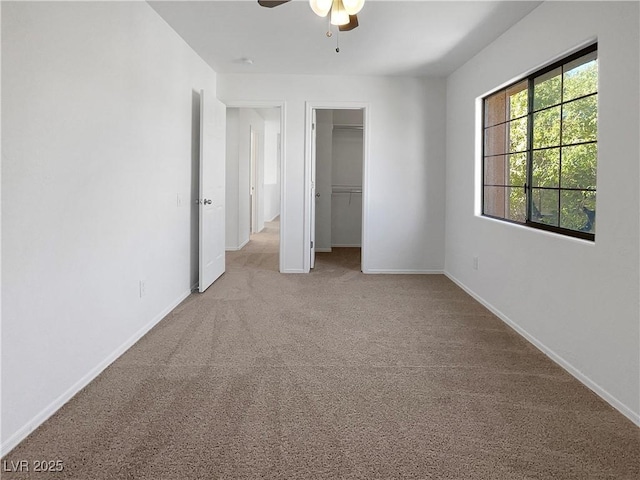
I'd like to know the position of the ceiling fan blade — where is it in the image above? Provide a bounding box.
[338,14,359,32]
[258,0,291,7]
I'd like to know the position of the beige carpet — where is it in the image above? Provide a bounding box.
[3,219,639,479]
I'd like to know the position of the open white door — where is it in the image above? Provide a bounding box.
[199,89,226,293]
[310,109,317,269]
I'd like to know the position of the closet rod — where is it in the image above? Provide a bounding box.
[332,124,363,131]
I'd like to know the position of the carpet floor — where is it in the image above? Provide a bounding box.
[3,219,639,479]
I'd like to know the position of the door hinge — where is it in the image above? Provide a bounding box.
[311,241,314,248]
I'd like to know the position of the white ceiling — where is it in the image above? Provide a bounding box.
[149,0,542,77]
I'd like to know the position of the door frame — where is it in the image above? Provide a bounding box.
[304,101,370,273]
[250,126,257,234]
[224,100,286,274]
[310,109,317,269]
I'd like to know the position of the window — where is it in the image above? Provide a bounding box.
[482,44,598,240]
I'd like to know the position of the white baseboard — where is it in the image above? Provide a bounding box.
[267,214,281,222]
[363,269,444,274]
[444,271,640,427]
[315,248,332,253]
[0,289,193,457]
[225,238,250,252]
[331,244,361,248]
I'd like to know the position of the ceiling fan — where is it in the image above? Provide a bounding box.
[258,0,364,32]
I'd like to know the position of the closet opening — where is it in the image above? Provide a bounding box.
[310,107,365,272]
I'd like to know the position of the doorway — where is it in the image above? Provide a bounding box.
[225,105,284,271]
[307,104,368,273]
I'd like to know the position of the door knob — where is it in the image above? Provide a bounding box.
[316,192,321,198]
[204,199,212,205]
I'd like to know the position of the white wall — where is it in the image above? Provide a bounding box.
[251,111,266,234]
[445,1,640,424]
[225,108,241,249]
[225,108,266,249]
[1,1,219,454]
[332,128,363,187]
[331,125,363,247]
[263,117,281,222]
[218,75,447,273]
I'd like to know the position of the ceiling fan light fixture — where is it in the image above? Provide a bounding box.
[309,0,332,17]
[342,0,364,15]
[330,0,349,26]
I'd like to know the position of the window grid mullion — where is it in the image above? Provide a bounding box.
[529,91,597,115]
[483,113,528,130]
[525,186,595,192]
[531,139,597,152]
[484,150,529,159]
[558,63,565,227]
[483,140,598,161]
[526,77,534,223]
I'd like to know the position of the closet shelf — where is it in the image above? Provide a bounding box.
[332,185,362,194]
